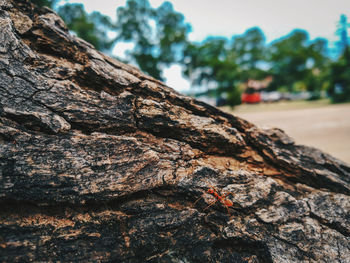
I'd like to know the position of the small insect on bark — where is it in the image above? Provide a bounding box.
[194,185,234,215]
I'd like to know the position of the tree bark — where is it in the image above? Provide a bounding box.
[0,1,349,262]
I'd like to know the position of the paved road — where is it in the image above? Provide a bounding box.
[233,103,350,164]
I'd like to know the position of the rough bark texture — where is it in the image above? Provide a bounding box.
[0,1,349,262]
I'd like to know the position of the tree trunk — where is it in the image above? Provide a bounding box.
[0,1,349,262]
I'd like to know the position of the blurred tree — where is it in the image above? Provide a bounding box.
[30,1,114,52]
[182,37,242,106]
[114,0,190,80]
[156,2,190,65]
[58,4,114,52]
[304,38,330,99]
[30,0,334,104]
[328,48,350,102]
[182,28,269,106]
[30,0,57,8]
[267,30,310,92]
[183,37,227,85]
[229,27,266,80]
[336,14,350,55]
[308,38,329,69]
[328,15,350,102]
[268,30,331,98]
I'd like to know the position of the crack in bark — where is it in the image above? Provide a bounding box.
[212,237,273,263]
[272,235,315,260]
[305,201,350,237]
[309,211,350,237]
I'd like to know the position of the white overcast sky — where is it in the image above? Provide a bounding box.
[64,0,350,92]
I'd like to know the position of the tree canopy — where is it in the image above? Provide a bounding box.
[30,0,350,105]
[58,4,114,52]
[114,0,190,80]
[30,0,57,8]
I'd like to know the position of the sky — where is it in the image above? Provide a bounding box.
[63,0,350,92]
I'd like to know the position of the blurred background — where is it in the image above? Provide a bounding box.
[32,0,350,163]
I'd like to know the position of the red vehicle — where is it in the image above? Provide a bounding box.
[241,88,261,103]
[241,77,272,104]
